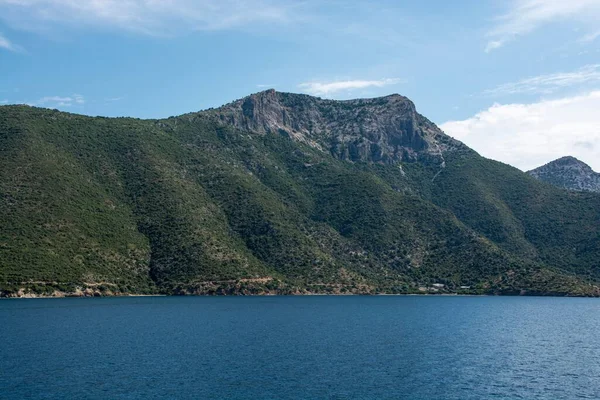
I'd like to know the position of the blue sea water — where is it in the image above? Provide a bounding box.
[1,296,600,399]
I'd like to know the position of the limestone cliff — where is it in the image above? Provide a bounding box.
[206,89,467,166]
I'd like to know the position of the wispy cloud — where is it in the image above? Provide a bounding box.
[579,30,600,43]
[486,0,600,52]
[104,96,123,102]
[484,65,600,96]
[32,94,85,107]
[0,32,21,52]
[298,78,402,97]
[441,91,600,171]
[0,99,8,104]
[484,40,503,53]
[0,0,301,36]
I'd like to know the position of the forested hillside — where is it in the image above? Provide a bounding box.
[1,90,598,296]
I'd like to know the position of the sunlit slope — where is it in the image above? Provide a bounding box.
[1,94,598,296]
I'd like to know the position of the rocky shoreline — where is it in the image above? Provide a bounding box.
[3,276,599,298]
[3,287,598,298]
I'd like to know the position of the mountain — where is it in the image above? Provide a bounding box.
[208,89,464,165]
[1,90,599,297]
[528,156,600,193]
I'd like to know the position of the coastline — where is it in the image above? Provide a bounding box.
[3,278,598,299]
[2,291,597,299]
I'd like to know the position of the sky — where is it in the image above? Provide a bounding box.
[1,0,600,171]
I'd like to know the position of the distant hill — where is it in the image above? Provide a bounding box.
[1,90,599,297]
[528,156,600,193]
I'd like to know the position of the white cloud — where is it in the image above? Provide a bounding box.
[484,40,503,53]
[580,30,600,43]
[0,99,8,104]
[0,32,20,51]
[484,64,600,96]
[486,0,600,51]
[440,91,600,171]
[0,0,299,36]
[72,93,84,104]
[33,94,85,107]
[298,78,401,97]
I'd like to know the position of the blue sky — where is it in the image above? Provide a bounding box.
[1,0,600,170]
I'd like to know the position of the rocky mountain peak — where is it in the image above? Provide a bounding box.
[528,156,600,193]
[207,90,465,165]
[549,156,592,170]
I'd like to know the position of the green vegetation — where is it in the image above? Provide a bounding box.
[1,103,599,297]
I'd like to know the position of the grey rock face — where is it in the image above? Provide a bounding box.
[206,89,466,166]
[528,156,600,193]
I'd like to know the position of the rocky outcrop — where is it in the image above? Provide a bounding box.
[528,156,600,193]
[207,89,466,166]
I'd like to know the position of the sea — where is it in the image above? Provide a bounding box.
[1,296,599,399]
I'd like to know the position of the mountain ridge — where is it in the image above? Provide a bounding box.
[1,92,599,297]
[199,90,468,166]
